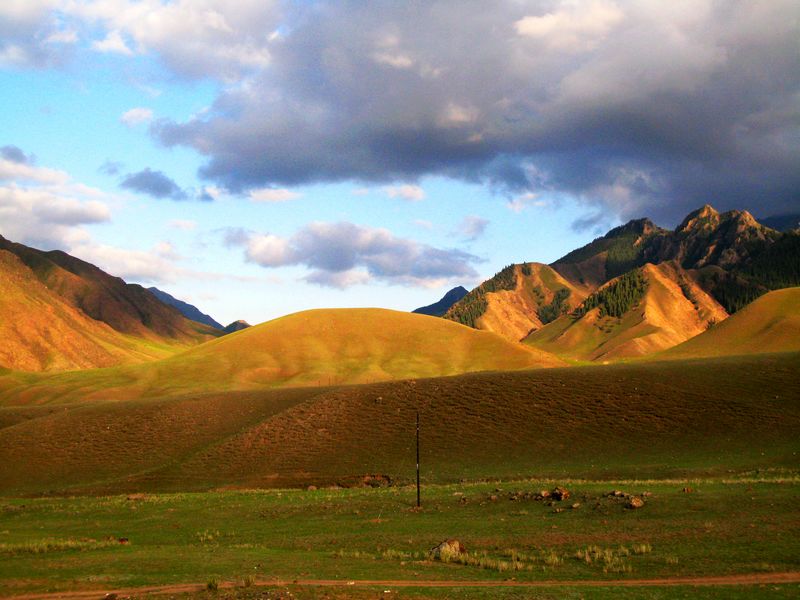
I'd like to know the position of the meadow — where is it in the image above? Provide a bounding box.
[0,477,798,598]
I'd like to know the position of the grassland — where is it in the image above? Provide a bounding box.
[0,478,798,598]
[0,352,797,496]
[661,287,800,359]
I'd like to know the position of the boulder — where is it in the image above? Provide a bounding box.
[627,497,645,509]
[551,486,571,501]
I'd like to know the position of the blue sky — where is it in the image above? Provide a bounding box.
[1,1,797,325]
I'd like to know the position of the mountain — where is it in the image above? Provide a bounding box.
[0,235,220,371]
[525,262,728,361]
[760,213,800,232]
[148,287,223,329]
[445,205,800,356]
[412,286,468,316]
[223,320,251,334]
[660,287,800,359]
[0,309,564,403]
[445,263,588,341]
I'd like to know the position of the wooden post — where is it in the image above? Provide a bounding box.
[416,409,421,508]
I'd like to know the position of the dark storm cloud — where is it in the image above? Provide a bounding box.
[230,222,480,288]
[146,1,799,224]
[120,168,187,200]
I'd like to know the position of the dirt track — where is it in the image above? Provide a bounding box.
[7,572,800,599]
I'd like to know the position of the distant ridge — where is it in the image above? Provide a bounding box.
[412,286,468,316]
[148,287,223,329]
[223,320,251,334]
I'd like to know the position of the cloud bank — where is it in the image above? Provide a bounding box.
[3,1,798,224]
[229,222,480,288]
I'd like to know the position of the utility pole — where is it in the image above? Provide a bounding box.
[416,409,421,508]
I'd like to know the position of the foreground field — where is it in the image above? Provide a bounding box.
[0,352,798,495]
[0,478,798,599]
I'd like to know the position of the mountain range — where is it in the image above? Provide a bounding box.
[444,205,799,361]
[0,204,798,376]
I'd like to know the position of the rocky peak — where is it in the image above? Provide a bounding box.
[676,204,720,235]
[605,218,658,239]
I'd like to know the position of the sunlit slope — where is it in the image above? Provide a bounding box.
[0,308,563,404]
[476,263,588,341]
[525,263,728,361]
[662,287,800,359]
[0,251,182,371]
[0,353,796,495]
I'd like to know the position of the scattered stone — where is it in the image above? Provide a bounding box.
[118,537,129,544]
[489,494,498,502]
[642,491,653,497]
[609,490,627,498]
[307,485,317,491]
[540,490,551,499]
[459,497,468,504]
[682,487,694,493]
[104,594,118,600]
[571,502,581,509]
[551,486,571,501]
[430,539,466,560]
[553,507,565,513]
[627,497,645,509]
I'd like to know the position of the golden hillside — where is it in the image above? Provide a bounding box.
[661,287,800,359]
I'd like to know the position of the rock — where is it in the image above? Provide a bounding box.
[627,497,645,509]
[540,490,551,499]
[609,490,626,498]
[489,494,498,502]
[430,539,466,560]
[551,486,570,501]
[682,487,694,493]
[571,502,581,509]
[553,507,565,513]
[307,485,317,491]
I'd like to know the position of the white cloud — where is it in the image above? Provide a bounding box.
[248,187,301,202]
[0,159,69,185]
[231,221,479,289]
[514,0,625,51]
[169,219,197,231]
[456,216,489,241]
[45,29,78,45]
[246,233,291,266]
[0,184,110,249]
[120,107,154,126]
[383,184,425,201]
[507,192,547,213]
[92,30,134,55]
[69,242,178,284]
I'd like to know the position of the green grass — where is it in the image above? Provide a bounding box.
[0,479,798,597]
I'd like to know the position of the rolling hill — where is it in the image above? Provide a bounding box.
[661,287,800,359]
[0,308,564,404]
[0,352,796,495]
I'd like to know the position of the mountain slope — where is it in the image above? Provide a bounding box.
[445,263,588,341]
[0,251,182,371]
[223,319,251,334]
[0,308,564,404]
[525,262,728,362]
[412,286,468,316]
[0,235,217,343]
[148,287,223,329]
[660,287,800,359]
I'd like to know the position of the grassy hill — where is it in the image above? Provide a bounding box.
[0,308,563,404]
[525,263,728,362]
[0,251,188,371]
[661,287,800,359]
[0,352,796,495]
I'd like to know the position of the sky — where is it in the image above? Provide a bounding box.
[1,1,798,326]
